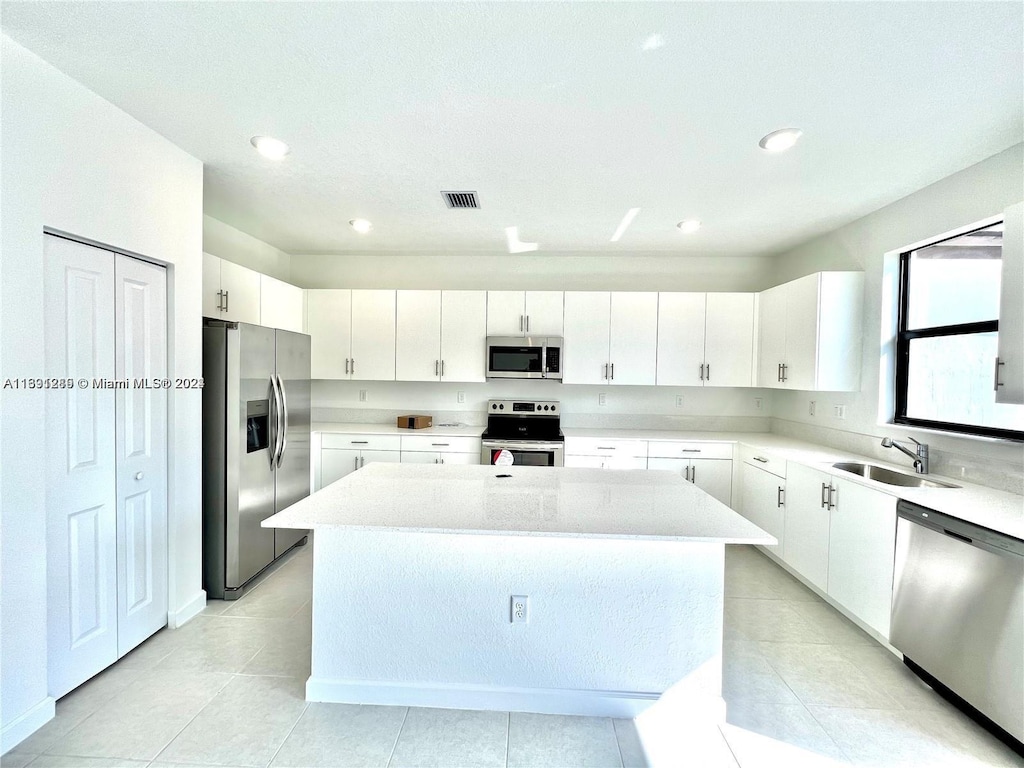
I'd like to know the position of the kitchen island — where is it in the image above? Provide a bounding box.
[263,463,772,763]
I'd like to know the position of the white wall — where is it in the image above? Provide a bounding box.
[291,252,778,292]
[0,35,204,749]
[769,143,1024,489]
[203,215,292,282]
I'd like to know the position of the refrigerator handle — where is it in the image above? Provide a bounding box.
[276,373,288,468]
[268,375,280,469]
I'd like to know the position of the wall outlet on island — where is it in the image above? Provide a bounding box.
[598,393,607,406]
[358,389,367,402]
[511,595,529,624]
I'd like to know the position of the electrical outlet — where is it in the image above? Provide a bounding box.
[833,404,846,420]
[511,595,528,624]
[359,390,367,402]
[754,397,763,411]
[457,391,465,404]
[809,400,816,417]
[598,393,607,406]
[675,395,684,408]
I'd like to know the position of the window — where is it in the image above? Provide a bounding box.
[894,221,1023,440]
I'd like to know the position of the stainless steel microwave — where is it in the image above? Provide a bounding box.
[485,336,563,380]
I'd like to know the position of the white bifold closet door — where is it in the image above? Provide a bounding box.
[44,235,167,698]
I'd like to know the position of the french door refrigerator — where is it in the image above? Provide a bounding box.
[202,320,311,599]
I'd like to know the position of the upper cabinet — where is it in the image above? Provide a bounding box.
[996,202,1023,403]
[486,291,564,336]
[260,274,304,333]
[757,271,864,391]
[563,292,658,385]
[657,293,755,387]
[305,289,396,380]
[202,252,260,324]
[396,290,487,383]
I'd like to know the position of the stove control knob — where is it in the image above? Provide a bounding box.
[499,403,504,410]
[492,403,497,409]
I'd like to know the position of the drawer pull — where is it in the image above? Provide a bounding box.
[753,456,768,463]
[681,449,701,453]
[431,443,449,447]
[597,446,616,450]
[351,440,369,445]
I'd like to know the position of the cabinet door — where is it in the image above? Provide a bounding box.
[656,293,706,386]
[563,292,611,384]
[705,293,755,387]
[441,291,487,382]
[260,275,304,333]
[202,252,223,318]
[757,284,787,388]
[306,289,352,379]
[219,259,261,324]
[359,449,402,469]
[44,235,119,698]
[486,290,526,335]
[525,291,564,335]
[783,274,821,391]
[828,479,897,639]
[351,290,396,381]
[396,290,441,382]
[321,448,360,486]
[690,459,733,506]
[997,201,1024,403]
[609,292,659,386]
[782,462,831,591]
[739,463,785,556]
[114,254,169,658]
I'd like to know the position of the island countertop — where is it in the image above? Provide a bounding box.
[263,463,774,544]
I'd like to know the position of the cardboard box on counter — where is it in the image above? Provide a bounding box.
[397,415,432,429]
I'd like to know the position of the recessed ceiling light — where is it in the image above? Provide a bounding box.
[610,208,641,242]
[249,135,290,160]
[676,220,701,234]
[758,128,803,153]
[349,218,373,234]
[641,34,665,51]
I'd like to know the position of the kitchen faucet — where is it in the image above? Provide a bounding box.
[881,436,929,474]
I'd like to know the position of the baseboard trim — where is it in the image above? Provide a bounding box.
[305,678,660,718]
[167,589,206,629]
[1,696,55,753]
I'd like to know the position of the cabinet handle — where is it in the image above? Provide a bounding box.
[441,360,445,377]
[827,484,836,510]
[526,315,530,333]
[777,363,782,382]
[780,363,787,382]
[821,482,829,509]
[440,457,445,465]
[603,363,608,380]
[777,486,784,508]
[345,358,350,375]
[520,315,524,333]
[135,472,144,481]
[611,362,615,380]
[994,357,1005,390]
[351,440,369,445]
[431,443,449,447]
[215,290,223,312]
[224,291,229,312]
[681,448,701,453]
[435,360,439,377]
[354,456,359,471]
[699,363,704,381]
[684,465,691,482]
[360,456,365,468]
[351,358,355,375]
[706,364,710,381]
[690,464,696,483]
[753,456,768,463]
[597,446,616,450]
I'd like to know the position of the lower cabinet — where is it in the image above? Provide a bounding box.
[782,463,832,591]
[738,461,786,558]
[321,448,401,487]
[647,457,733,506]
[564,437,648,469]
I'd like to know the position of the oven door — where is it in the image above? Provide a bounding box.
[486,338,550,379]
[481,440,564,467]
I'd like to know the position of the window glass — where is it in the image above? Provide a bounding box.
[906,225,1003,329]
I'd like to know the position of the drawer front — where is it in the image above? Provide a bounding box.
[563,437,648,457]
[646,440,733,460]
[739,443,787,479]
[321,432,402,451]
[400,435,481,454]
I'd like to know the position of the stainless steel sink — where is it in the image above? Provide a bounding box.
[831,462,960,489]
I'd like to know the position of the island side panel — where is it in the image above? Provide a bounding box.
[307,528,726,719]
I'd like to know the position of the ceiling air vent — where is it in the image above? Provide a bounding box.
[442,191,479,209]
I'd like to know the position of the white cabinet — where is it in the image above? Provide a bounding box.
[486,291,564,336]
[305,289,396,380]
[319,433,402,488]
[396,290,486,382]
[400,434,481,465]
[260,274,304,333]
[781,462,832,591]
[757,271,864,391]
[647,457,732,506]
[738,459,786,558]
[996,201,1024,403]
[564,436,648,469]
[657,293,755,387]
[563,292,658,385]
[202,253,261,324]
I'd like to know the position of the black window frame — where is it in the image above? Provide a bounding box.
[893,223,1022,441]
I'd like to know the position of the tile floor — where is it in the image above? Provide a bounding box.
[4,543,1021,767]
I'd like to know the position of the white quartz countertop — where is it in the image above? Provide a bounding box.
[565,428,1023,541]
[264,462,775,544]
[312,422,484,437]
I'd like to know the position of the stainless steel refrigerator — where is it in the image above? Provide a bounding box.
[202,320,311,599]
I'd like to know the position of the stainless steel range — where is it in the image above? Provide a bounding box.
[480,399,563,467]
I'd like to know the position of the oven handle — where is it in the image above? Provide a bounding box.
[481,440,564,452]
[541,341,548,378]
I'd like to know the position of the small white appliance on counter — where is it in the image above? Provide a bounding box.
[485,336,562,380]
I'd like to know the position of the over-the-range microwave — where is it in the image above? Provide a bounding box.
[485,336,563,380]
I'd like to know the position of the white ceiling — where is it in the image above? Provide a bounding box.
[3,2,1022,257]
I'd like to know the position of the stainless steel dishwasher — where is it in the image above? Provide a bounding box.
[891,500,1023,747]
